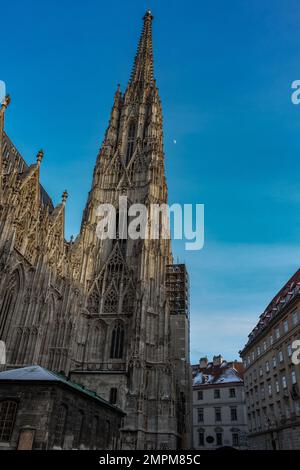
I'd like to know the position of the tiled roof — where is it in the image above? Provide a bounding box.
[243,268,300,350]
[191,361,244,387]
[0,366,125,415]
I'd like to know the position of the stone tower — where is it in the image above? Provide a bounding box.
[0,11,191,450]
[70,11,189,450]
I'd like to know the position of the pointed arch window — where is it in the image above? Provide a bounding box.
[0,400,18,442]
[73,410,84,449]
[53,404,68,448]
[126,121,136,164]
[0,270,20,339]
[110,323,124,359]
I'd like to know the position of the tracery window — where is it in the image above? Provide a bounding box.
[126,121,136,164]
[110,323,124,359]
[0,271,20,338]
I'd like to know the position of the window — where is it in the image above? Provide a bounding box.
[251,351,255,361]
[287,345,293,357]
[54,404,68,448]
[109,388,118,405]
[261,386,265,400]
[259,367,263,377]
[215,408,221,422]
[198,408,204,423]
[126,121,136,164]
[275,328,280,340]
[230,407,237,421]
[265,361,270,373]
[275,380,280,393]
[216,432,223,446]
[257,346,261,356]
[278,351,284,363]
[73,410,84,449]
[214,389,220,399]
[198,391,203,401]
[282,376,287,389]
[257,410,261,428]
[270,335,273,345]
[110,323,125,359]
[92,416,99,449]
[272,356,277,368]
[0,400,18,442]
[263,341,267,352]
[292,310,299,326]
[0,271,20,338]
[283,320,289,333]
[198,431,204,446]
[229,388,236,398]
[106,420,111,448]
[232,433,239,446]
[291,370,297,385]
[268,384,272,396]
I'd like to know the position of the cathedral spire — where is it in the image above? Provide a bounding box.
[129,10,154,88]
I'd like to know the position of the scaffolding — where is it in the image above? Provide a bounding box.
[166,264,190,318]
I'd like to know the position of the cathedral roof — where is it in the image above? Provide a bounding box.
[0,366,125,414]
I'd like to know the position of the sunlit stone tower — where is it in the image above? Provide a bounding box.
[70,11,191,450]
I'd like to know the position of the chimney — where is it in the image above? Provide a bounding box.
[213,355,223,366]
[199,357,208,368]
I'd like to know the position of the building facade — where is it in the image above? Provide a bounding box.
[192,355,248,449]
[0,366,124,450]
[240,269,300,450]
[0,11,191,450]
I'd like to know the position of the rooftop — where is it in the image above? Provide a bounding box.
[0,366,125,415]
[241,268,300,352]
[191,360,244,387]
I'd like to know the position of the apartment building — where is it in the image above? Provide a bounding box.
[240,269,300,449]
[192,355,248,449]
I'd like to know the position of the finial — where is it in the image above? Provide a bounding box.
[62,190,68,203]
[144,10,153,20]
[2,94,11,109]
[36,149,44,164]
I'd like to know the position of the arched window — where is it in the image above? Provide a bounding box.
[110,323,124,359]
[53,404,68,448]
[0,400,18,442]
[73,410,84,449]
[126,121,136,164]
[92,416,99,449]
[0,271,20,339]
[106,419,111,448]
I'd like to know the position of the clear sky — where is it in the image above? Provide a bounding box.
[2,0,300,363]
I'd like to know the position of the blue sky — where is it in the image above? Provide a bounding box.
[2,0,300,363]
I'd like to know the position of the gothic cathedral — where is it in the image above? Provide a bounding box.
[0,11,191,449]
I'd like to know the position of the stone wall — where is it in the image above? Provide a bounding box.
[0,382,124,450]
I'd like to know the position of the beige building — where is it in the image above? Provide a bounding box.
[240,268,300,449]
[192,355,248,449]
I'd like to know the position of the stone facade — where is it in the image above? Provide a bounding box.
[0,11,191,450]
[0,366,124,450]
[240,269,300,449]
[192,356,248,449]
